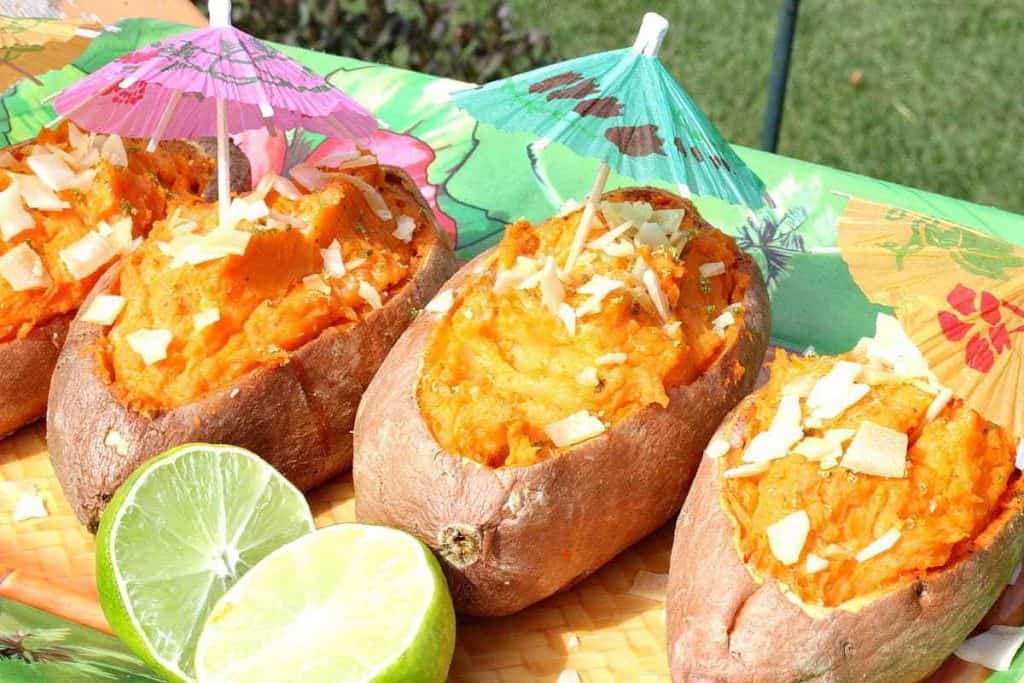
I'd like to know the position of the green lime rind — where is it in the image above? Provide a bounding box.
[96,443,315,683]
[194,524,456,683]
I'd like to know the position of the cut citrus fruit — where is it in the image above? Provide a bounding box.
[95,443,315,683]
[195,524,456,682]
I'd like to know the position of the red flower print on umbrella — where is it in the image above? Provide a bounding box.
[938,284,1024,373]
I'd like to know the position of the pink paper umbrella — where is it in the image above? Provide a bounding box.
[52,0,377,224]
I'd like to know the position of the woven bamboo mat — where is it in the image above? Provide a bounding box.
[0,420,1020,682]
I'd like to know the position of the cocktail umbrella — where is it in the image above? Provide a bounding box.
[839,197,1024,436]
[51,0,377,225]
[0,16,101,90]
[451,12,770,270]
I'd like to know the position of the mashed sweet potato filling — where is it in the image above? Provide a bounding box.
[719,348,1019,607]
[99,161,428,414]
[419,189,749,468]
[0,124,214,342]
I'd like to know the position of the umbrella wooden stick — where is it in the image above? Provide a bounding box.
[563,12,670,271]
[216,96,230,227]
[146,90,182,152]
[211,0,233,228]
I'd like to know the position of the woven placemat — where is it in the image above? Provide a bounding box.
[0,420,1020,682]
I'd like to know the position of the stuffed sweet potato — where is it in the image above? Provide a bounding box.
[353,187,770,616]
[0,123,245,438]
[666,316,1024,682]
[48,158,456,530]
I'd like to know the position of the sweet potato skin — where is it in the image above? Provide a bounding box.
[353,197,770,616]
[0,314,70,438]
[47,167,456,531]
[665,396,1024,683]
[0,138,248,438]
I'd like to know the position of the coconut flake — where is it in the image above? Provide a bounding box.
[641,268,671,322]
[575,367,598,387]
[635,220,669,248]
[425,289,454,315]
[100,134,128,167]
[393,215,416,243]
[13,494,47,521]
[563,633,580,650]
[493,257,540,294]
[539,256,564,315]
[27,153,77,192]
[125,328,173,366]
[767,510,810,566]
[955,626,1024,672]
[289,163,328,191]
[805,553,829,574]
[557,670,582,683]
[59,231,119,280]
[597,352,627,366]
[228,195,269,227]
[782,375,817,398]
[925,387,954,422]
[0,243,49,291]
[104,429,131,456]
[841,421,908,478]
[870,313,932,379]
[81,295,126,325]
[587,220,634,251]
[723,462,770,479]
[167,229,251,268]
[806,361,870,421]
[303,273,331,295]
[193,308,220,331]
[628,570,668,601]
[358,280,383,310]
[699,261,726,278]
[321,239,346,278]
[712,309,736,337]
[855,528,901,562]
[575,275,623,316]
[0,183,34,241]
[601,201,652,229]
[10,173,69,211]
[742,430,799,465]
[704,438,731,459]
[544,410,605,448]
[339,173,392,221]
[272,175,303,200]
[557,302,576,336]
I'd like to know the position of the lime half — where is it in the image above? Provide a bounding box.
[195,524,456,683]
[96,444,315,683]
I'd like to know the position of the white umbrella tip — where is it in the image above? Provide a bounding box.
[632,12,669,57]
[208,0,233,27]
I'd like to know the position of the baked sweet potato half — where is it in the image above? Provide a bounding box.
[666,318,1024,682]
[354,187,770,616]
[48,159,456,530]
[0,123,245,438]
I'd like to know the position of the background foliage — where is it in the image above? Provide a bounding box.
[194,0,1024,215]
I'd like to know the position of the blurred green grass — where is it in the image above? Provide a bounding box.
[459,1,1024,214]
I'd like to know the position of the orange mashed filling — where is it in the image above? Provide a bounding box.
[101,163,427,414]
[722,350,1019,607]
[419,190,749,468]
[0,125,214,342]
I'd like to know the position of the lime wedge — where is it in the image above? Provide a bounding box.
[96,444,315,683]
[194,524,456,683]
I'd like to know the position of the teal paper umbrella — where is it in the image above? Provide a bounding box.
[452,13,770,269]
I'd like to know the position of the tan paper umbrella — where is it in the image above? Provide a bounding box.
[0,16,99,90]
[839,197,1024,436]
